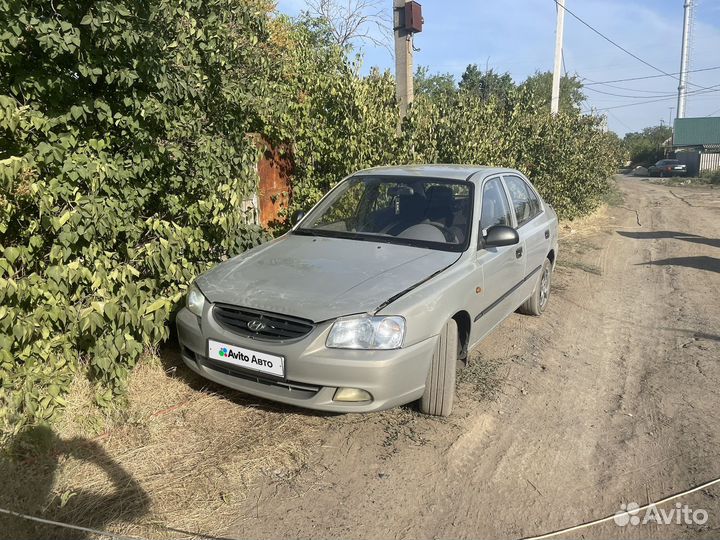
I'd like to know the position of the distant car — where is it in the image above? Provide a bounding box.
[177,165,559,417]
[648,159,687,177]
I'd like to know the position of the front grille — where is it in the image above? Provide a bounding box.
[212,304,315,341]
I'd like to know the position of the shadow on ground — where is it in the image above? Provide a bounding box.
[0,426,149,539]
[617,230,720,249]
[640,256,720,274]
[616,230,720,274]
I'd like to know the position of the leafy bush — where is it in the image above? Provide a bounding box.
[399,88,620,219]
[0,0,269,435]
[269,40,622,220]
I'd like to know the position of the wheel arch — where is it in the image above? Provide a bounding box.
[547,248,556,267]
[452,310,471,363]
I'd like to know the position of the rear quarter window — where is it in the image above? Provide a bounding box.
[503,175,542,227]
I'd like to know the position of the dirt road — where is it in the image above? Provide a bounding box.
[229,177,720,540]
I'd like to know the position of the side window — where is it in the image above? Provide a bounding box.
[480,178,513,231]
[525,182,542,218]
[504,175,541,227]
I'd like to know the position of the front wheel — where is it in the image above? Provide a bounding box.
[419,318,458,417]
[519,258,553,316]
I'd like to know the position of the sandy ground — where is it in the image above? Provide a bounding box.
[226,176,720,540]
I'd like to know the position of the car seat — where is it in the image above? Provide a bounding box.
[381,192,426,236]
[425,186,455,227]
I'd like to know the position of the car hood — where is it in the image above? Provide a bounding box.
[196,234,459,322]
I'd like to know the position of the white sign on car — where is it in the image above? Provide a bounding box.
[208,339,285,377]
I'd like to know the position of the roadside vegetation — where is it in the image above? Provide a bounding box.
[0,0,621,442]
[622,125,672,167]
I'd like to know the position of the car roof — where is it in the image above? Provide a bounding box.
[354,164,518,181]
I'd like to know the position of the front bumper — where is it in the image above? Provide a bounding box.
[176,306,436,413]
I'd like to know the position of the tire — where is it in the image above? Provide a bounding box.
[519,258,553,316]
[419,318,458,417]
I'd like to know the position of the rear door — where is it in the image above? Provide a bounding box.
[502,174,549,301]
[471,176,525,340]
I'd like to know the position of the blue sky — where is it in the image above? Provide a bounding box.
[276,0,720,136]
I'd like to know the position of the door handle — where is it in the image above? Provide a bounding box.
[544,229,550,239]
[515,247,523,259]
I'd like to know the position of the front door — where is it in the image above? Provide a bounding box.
[471,176,526,343]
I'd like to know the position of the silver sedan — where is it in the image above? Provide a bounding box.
[176,165,558,416]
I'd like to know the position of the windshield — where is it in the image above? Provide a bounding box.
[295,176,473,252]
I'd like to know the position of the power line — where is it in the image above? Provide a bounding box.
[605,110,635,132]
[551,0,715,92]
[588,95,686,112]
[585,85,720,100]
[585,81,679,95]
[583,65,720,86]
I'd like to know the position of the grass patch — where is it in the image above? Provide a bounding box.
[1,350,321,539]
[601,178,625,207]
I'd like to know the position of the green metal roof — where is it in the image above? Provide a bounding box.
[673,117,720,147]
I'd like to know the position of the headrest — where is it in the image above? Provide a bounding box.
[426,186,454,224]
[397,193,426,221]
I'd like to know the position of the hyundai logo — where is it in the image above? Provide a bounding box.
[247,319,267,332]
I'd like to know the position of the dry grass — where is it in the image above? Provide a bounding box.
[0,350,323,539]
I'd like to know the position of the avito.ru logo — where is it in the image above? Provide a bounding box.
[614,502,708,527]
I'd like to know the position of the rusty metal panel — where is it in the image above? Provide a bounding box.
[256,139,293,228]
[404,1,422,33]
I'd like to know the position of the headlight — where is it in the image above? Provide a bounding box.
[186,283,206,317]
[326,315,405,350]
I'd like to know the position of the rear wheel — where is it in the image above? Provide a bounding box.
[519,258,552,316]
[419,319,458,417]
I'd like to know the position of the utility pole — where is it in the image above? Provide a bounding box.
[550,0,566,115]
[394,0,414,122]
[668,107,675,128]
[677,0,693,119]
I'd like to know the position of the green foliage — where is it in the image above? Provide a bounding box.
[414,66,456,100]
[262,16,398,215]
[0,0,269,435]
[397,87,620,218]
[623,125,673,166]
[459,65,516,108]
[520,71,586,113]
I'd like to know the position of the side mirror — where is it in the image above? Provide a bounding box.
[482,225,519,248]
[291,210,306,225]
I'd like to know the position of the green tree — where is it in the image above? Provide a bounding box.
[622,125,672,166]
[458,65,516,107]
[414,66,456,100]
[520,71,585,113]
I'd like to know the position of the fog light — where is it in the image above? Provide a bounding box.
[333,387,372,402]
